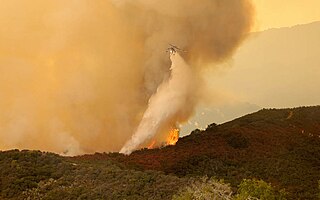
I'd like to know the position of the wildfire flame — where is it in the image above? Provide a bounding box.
[147,128,180,149]
[166,128,179,146]
[147,140,156,149]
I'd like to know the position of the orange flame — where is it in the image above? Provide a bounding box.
[147,140,156,149]
[147,128,179,149]
[166,128,179,145]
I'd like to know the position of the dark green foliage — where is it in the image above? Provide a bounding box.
[318,180,320,199]
[224,132,249,149]
[0,150,188,200]
[0,150,74,199]
[190,128,202,135]
[173,177,286,200]
[206,122,218,131]
[0,106,319,199]
[236,179,287,200]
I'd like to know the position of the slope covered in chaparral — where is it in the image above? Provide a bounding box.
[0,106,319,199]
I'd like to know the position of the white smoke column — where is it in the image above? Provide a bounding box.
[120,53,196,154]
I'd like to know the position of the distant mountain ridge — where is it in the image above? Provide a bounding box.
[184,21,320,135]
[207,20,320,108]
[255,21,320,33]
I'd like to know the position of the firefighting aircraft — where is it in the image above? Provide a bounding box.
[166,44,186,55]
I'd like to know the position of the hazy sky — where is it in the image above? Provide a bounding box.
[203,3,320,109]
[188,0,320,129]
[209,21,320,109]
[253,0,320,30]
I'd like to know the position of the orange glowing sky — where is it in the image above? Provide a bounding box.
[253,0,320,30]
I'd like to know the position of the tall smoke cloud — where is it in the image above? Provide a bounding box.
[120,53,197,154]
[0,0,254,155]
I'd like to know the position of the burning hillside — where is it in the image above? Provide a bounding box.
[166,128,179,146]
[147,128,179,149]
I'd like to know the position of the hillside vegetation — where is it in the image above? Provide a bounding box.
[0,106,319,199]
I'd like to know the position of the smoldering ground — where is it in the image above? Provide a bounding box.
[0,0,254,155]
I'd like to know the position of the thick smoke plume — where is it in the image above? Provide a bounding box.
[0,0,254,155]
[120,53,196,154]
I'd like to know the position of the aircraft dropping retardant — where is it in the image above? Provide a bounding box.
[166,44,186,55]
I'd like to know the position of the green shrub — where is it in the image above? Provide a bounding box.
[236,179,286,200]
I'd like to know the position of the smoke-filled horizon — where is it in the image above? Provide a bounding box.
[0,0,254,155]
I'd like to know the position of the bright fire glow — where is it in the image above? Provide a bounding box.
[166,128,179,146]
[147,140,156,149]
[147,128,179,149]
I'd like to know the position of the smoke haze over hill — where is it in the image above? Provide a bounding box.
[0,0,254,155]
